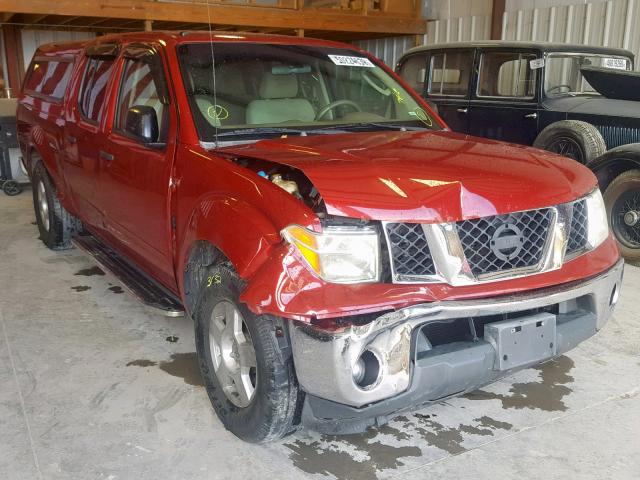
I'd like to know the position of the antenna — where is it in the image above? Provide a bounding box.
[205,0,219,146]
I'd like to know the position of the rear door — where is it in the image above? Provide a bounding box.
[98,43,177,288]
[467,49,540,145]
[63,45,119,228]
[423,49,474,133]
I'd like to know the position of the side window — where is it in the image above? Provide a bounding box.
[79,57,115,123]
[115,57,168,143]
[427,51,473,97]
[398,55,427,94]
[477,52,537,99]
[24,59,74,101]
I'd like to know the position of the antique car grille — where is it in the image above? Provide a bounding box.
[456,208,554,276]
[385,222,436,276]
[567,199,589,255]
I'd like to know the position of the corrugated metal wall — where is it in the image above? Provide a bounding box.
[354,36,423,69]
[502,0,640,67]
[358,0,640,69]
[20,30,95,67]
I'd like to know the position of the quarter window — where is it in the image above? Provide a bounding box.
[398,55,427,94]
[79,57,115,123]
[427,51,473,96]
[115,57,168,142]
[478,52,537,99]
[24,59,73,101]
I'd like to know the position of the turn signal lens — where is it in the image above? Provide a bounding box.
[282,225,380,284]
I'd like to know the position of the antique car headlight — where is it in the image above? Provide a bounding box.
[585,189,609,249]
[282,225,380,283]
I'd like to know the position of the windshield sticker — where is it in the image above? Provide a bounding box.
[328,55,375,68]
[410,108,433,127]
[391,88,406,104]
[207,105,229,122]
[530,58,545,70]
[602,57,628,70]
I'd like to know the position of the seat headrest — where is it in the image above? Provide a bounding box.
[259,73,298,99]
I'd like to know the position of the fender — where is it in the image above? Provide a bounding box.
[590,144,640,191]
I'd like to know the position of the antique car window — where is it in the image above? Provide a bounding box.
[477,52,536,99]
[177,42,439,141]
[544,53,632,97]
[79,57,116,123]
[24,58,74,101]
[398,55,427,94]
[427,51,473,96]
[115,57,168,142]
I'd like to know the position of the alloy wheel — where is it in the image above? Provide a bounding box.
[208,300,258,408]
[37,180,50,232]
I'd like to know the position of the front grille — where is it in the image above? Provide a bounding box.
[385,222,436,277]
[456,208,553,276]
[567,199,588,254]
[596,125,640,149]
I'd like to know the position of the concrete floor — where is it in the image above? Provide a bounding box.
[1,189,639,480]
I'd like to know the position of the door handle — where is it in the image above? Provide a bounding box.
[525,113,538,119]
[66,135,77,144]
[457,108,468,114]
[99,150,115,162]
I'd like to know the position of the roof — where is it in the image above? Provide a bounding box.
[35,30,359,57]
[403,40,634,60]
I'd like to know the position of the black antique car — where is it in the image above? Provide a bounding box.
[397,41,640,261]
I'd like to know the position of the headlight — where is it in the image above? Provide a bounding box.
[585,188,609,249]
[282,225,380,283]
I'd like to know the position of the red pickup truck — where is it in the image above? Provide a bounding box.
[17,32,623,443]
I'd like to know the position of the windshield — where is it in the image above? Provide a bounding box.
[177,42,439,142]
[544,53,633,97]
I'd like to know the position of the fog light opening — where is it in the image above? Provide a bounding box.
[353,350,381,390]
[610,284,619,307]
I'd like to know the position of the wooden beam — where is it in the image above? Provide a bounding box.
[0,0,428,35]
[2,24,24,93]
[491,0,506,40]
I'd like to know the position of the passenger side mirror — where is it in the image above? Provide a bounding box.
[125,105,159,144]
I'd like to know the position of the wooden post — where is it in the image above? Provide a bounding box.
[296,28,304,37]
[2,25,24,95]
[144,19,153,31]
[490,0,506,40]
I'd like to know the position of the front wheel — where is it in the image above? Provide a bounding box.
[604,169,640,262]
[193,265,301,443]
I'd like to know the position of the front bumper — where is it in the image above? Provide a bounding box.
[289,259,624,434]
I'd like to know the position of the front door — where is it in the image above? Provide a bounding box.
[467,49,540,146]
[423,49,475,133]
[99,44,176,288]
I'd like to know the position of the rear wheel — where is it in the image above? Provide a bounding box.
[604,169,640,262]
[193,264,301,443]
[31,162,80,250]
[533,120,606,164]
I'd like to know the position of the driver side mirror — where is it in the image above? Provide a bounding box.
[125,105,159,144]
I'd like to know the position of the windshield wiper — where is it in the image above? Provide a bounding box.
[215,127,309,138]
[334,122,427,132]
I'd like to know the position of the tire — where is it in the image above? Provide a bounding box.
[193,264,301,443]
[604,169,640,262]
[533,120,607,164]
[3,180,21,196]
[31,162,80,250]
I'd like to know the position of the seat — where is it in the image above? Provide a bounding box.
[246,73,315,125]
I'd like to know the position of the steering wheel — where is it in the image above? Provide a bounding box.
[315,100,361,120]
[547,84,572,95]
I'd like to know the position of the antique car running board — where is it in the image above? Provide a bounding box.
[72,235,185,318]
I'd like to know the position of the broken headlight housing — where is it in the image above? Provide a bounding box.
[282,225,380,284]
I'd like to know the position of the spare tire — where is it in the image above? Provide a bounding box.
[604,169,640,262]
[533,120,607,164]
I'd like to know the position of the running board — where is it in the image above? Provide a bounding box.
[72,235,185,318]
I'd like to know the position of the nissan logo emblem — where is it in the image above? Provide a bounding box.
[490,223,524,261]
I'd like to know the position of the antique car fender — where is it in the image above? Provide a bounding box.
[590,144,640,190]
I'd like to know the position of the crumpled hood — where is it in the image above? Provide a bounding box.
[221,130,597,223]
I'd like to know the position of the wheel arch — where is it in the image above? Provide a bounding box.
[177,195,285,312]
[590,145,640,191]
